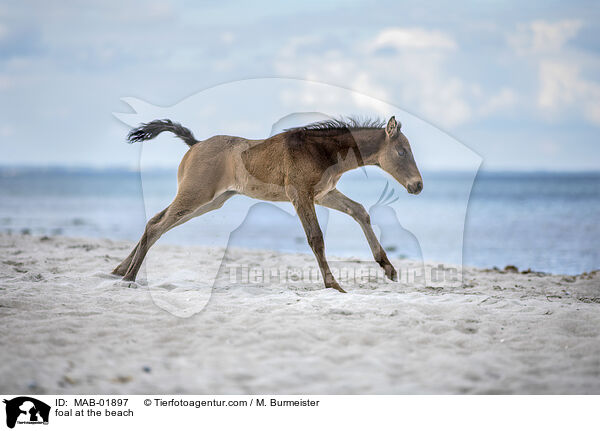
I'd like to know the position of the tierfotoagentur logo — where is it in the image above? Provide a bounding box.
[3,397,50,429]
[113,78,481,317]
[225,262,459,286]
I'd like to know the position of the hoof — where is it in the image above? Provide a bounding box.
[328,283,347,293]
[384,264,398,281]
[111,268,125,277]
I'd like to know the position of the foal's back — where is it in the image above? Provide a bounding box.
[178,133,290,201]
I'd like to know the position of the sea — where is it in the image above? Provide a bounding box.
[1,167,598,275]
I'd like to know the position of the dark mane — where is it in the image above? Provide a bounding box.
[286,117,385,132]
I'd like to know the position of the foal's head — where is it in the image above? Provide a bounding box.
[376,116,423,195]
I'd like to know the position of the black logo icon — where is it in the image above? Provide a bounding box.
[3,397,50,429]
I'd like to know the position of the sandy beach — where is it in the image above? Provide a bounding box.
[0,232,599,394]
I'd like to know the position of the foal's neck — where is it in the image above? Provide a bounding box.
[332,128,385,174]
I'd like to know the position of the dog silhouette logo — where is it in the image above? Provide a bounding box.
[115,79,481,316]
[3,397,50,429]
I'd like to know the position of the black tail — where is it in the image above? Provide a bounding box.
[127,119,198,146]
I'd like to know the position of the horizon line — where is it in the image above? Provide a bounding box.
[0,164,599,175]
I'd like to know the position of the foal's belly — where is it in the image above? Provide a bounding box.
[243,187,289,202]
[235,176,339,202]
[236,177,289,202]
[238,180,338,203]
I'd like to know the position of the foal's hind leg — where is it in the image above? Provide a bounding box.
[112,245,138,276]
[112,209,166,276]
[317,189,397,281]
[120,190,235,282]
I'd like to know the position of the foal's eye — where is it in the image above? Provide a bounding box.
[397,148,405,157]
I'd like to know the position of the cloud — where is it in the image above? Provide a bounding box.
[0,123,14,137]
[538,61,579,108]
[274,29,473,128]
[0,74,13,90]
[538,60,600,124]
[479,87,518,116]
[369,27,457,51]
[509,19,583,53]
[351,72,389,113]
[506,19,600,125]
[537,140,560,156]
[220,31,235,44]
[274,26,525,128]
[1,0,597,170]
[388,52,471,126]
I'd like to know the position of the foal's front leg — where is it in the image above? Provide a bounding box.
[288,189,345,293]
[317,189,397,281]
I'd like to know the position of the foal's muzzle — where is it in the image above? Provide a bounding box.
[407,180,423,195]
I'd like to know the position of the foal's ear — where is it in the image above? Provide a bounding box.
[386,116,399,138]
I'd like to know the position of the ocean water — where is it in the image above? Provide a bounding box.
[0,167,598,275]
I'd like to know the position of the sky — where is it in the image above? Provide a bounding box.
[0,0,599,171]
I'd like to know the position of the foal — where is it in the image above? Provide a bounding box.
[113,116,423,292]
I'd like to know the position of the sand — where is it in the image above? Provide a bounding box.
[0,233,599,394]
